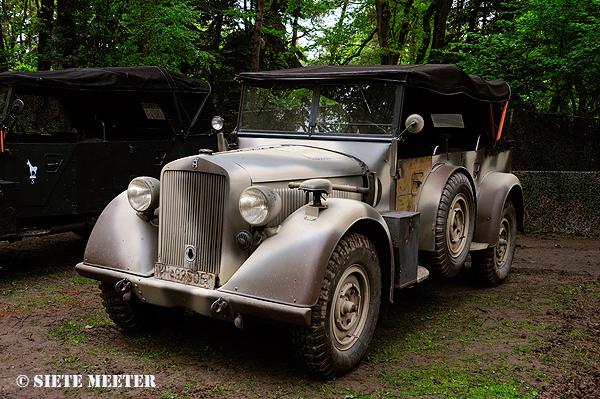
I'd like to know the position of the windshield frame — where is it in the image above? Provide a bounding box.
[237,81,403,141]
[0,85,12,122]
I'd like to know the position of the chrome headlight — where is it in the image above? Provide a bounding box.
[211,116,224,131]
[239,186,282,226]
[127,177,160,213]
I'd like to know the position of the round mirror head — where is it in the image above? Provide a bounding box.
[405,114,424,133]
[11,99,24,115]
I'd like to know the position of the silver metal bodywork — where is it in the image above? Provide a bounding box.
[76,65,523,328]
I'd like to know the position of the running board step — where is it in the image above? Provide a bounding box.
[417,266,429,283]
[470,242,489,251]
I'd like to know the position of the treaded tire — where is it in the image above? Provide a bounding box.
[291,232,381,378]
[472,198,517,286]
[421,172,475,278]
[100,282,164,332]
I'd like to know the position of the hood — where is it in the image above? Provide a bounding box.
[201,145,365,183]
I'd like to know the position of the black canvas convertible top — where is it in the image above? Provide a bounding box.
[0,66,210,93]
[239,64,510,103]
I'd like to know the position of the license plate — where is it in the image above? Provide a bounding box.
[154,263,216,289]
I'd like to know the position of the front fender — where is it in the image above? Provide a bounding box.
[220,198,392,308]
[474,172,523,245]
[81,192,157,279]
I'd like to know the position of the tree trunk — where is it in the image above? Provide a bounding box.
[56,0,78,69]
[375,0,392,65]
[251,0,266,72]
[0,30,8,72]
[416,1,437,63]
[432,0,452,50]
[37,0,54,70]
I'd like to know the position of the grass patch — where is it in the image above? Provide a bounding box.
[381,364,538,398]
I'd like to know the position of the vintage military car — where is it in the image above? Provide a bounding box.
[0,66,221,242]
[76,65,523,378]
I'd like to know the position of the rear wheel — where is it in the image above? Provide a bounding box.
[422,172,475,278]
[291,232,381,378]
[472,199,517,286]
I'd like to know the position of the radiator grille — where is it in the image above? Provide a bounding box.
[158,171,226,275]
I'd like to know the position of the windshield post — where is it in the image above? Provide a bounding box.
[392,85,405,137]
[186,93,211,138]
[0,86,12,122]
[308,84,320,136]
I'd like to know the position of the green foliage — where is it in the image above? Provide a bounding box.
[450,0,600,117]
[2,0,600,119]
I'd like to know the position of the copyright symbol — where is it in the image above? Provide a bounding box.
[16,375,29,387]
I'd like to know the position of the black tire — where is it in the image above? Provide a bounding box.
[472,198,517,286]
[422,172,475,278]
[291,232,381,378]
[100,282,166,332]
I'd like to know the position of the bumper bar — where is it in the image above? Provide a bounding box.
[76,262,311,326]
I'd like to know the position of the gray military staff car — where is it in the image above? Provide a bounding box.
[76,64,523,378]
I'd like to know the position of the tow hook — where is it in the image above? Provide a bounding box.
[115,278,133,302]
[210,297,229,318]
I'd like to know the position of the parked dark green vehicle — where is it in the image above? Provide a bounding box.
[0,66,219,242]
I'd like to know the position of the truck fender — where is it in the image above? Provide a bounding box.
[220,198,393,309]
[82,192,157,278]
[474,172,524,246]
[416,164,476,251]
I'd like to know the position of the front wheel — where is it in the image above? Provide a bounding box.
[471,198,517,286]
[99,282,177,332]
[291,232,381,378]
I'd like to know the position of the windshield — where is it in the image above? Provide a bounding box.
[317,84,396,135]
[0,85,8,120]
[240,82,398,136]
[241,85,313,133]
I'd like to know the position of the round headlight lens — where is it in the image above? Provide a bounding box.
[127,177,160,213]
[239,186,281,226]
[211,116,224,131]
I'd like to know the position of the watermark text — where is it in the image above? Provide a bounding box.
[16,374,156,388]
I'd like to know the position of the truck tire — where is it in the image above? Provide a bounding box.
[100,282,163,332]
[472,198,517,286]
[422,172,475,278]
[291,232,381,378]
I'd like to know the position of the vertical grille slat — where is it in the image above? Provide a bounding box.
[158,171,226,276]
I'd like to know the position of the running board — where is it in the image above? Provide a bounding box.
[417,265,429,283]
[470,242,489,251]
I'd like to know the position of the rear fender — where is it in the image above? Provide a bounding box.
[82,192,157,279]
[474,172,523,245]
[416,164,476,251]
[220,198,393,308]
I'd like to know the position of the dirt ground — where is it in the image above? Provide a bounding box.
[0,233,598,398]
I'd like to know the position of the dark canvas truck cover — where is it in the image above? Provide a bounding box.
[0,66,217,241]
[0,66,210,92]
[238,64,511,102]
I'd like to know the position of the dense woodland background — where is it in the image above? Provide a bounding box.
[1,0,599,169]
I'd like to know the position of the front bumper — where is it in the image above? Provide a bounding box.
[76,262,311,326]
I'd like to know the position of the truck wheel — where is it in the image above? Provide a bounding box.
[472,198,517,286]
[100,282,162,332]
[423,172,475,277]
[292,232,381,378]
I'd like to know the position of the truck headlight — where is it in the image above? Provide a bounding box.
[239,186,281,226]
[127,177,160,213]
[211,116,224,131]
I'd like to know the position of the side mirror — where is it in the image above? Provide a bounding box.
[11,99,25,115]
[404,114,424,134]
